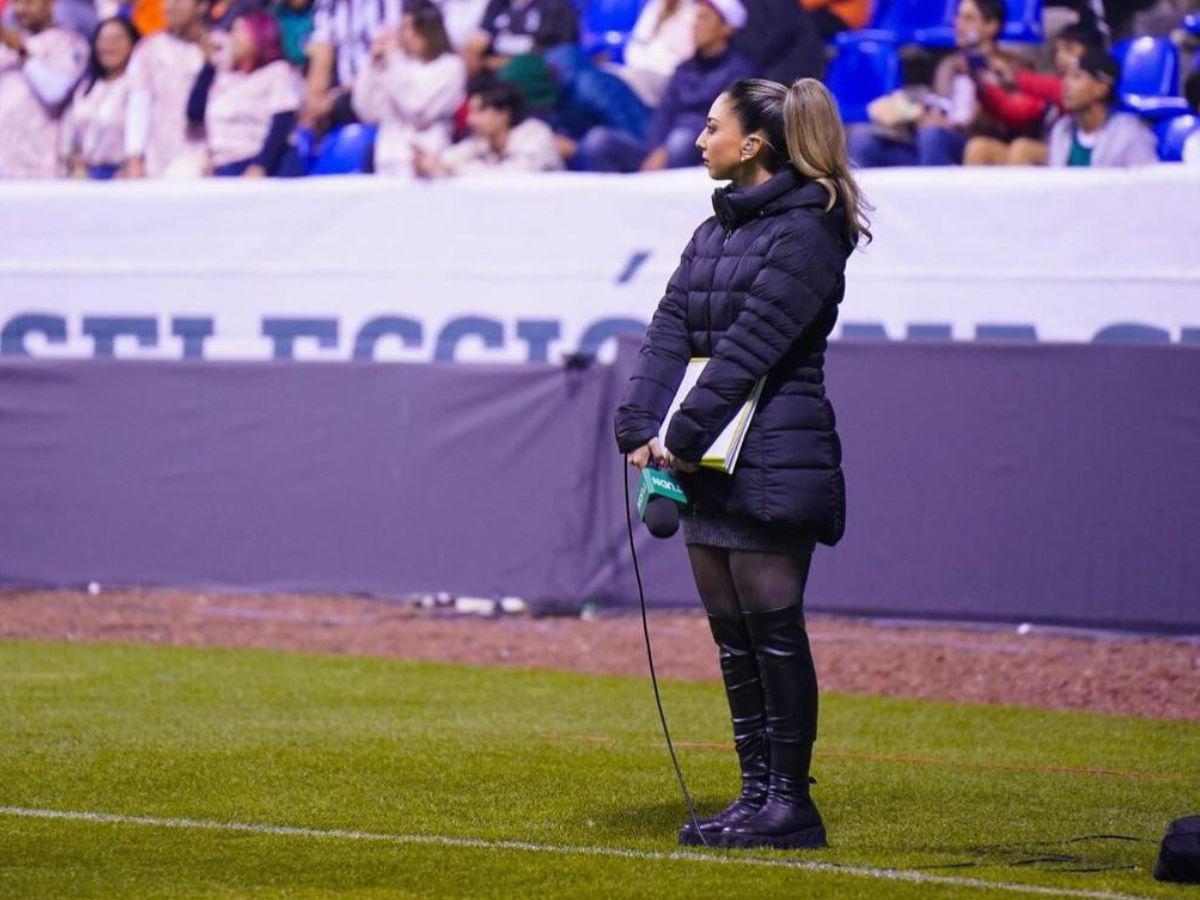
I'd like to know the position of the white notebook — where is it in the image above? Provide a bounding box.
[658,358,765,475]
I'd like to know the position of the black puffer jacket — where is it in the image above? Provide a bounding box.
[614,167,854,545]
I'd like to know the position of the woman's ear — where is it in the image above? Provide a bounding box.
[741,134,762,162]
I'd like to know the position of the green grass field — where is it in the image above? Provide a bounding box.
[1,640,1197,898]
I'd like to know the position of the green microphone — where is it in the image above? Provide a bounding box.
[637,464,688,538]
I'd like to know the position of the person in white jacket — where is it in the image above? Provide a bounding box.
[0,0,87,179]
[122,0,207,177]
[613,0,696,107]
[352,3,466,177]
[61,16,138,179]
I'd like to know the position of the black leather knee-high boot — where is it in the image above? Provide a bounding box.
[678,614,770,846]
[721,603,826,850]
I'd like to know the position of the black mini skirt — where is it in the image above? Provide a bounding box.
[681,509,815,557]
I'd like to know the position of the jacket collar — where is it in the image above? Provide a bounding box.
[711,166,830,232]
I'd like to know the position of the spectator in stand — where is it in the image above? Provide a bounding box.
[413,79,561,174]
[2,0,94,38]
[732,0,822,84]
[352,2,465,176]
[1047,45,1157,165]
[0,0,88,178]
[1043,0,1109,42]
[123,0,208,176]
[849,0,1010,166]
[802,0,870,39]
[273,0,313,67]
[487,42,649,172]
[62,15,139,178]
[612,0,696,107]
[495,47,557,115]
[301,0,401,129]
[427,0,488,50]
[963,19,1102,165]
[187,10,303,175]
[574,0,754,172]
[462,0,576,77]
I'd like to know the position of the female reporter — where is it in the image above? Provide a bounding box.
[614,78,869,850]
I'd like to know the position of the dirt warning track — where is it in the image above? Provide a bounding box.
[2,588,1197,722]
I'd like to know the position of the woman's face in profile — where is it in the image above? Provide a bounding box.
[697,93,746,181]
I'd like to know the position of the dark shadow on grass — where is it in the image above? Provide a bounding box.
[911,834,1153,874]
[588,798,730,842]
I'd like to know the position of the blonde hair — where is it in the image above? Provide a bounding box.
[782,78,873,245]
[724,78,872,246]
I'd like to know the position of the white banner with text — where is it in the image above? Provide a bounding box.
[1,166,1197,361]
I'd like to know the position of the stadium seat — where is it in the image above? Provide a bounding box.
[294,127,316,168]
[836,0,951,47]
[854,0,911,39]
[839,0,1041,49]
[307,124,378,176]
[825,36,901,123]
[996,0,1044,43]
[912,0,1043,46]
[580,0,644,61]
[1156,113,1200,161]
[1115,36,1189,120]
[1184,12,1200,36]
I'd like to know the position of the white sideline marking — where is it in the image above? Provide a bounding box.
[0,806,1147,900]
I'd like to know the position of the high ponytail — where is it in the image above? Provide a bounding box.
[782,79,873,246]
[724,78,872,247]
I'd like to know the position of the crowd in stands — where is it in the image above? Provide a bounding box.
[846,0,1191,166]
[0,0,1196,178]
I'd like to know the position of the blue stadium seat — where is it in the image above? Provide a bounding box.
[293,127,316,169]
[1156,113,1199,161]
[912,0,1043,46]
[580,0,644,61]
[825,37,901,123]
[837,0,951,46]
[997,0,1043,43]
[839,0,1041,49]
[308,124,378,176]
[1115,37,1189,120]
[860,0,911,37]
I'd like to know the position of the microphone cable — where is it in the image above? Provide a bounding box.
[622,457,708,848]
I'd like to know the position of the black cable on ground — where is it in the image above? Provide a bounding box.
[623,457,708,848]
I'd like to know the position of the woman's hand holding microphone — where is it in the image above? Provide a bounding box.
[627,437,663,471]
[628,437,697,473]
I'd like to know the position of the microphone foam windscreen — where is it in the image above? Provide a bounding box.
[643,496,680,539]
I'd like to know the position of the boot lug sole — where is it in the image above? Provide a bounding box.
[723,825,828,850]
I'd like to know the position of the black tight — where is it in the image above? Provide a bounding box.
[690,543,821,745]
[687,545,815,620]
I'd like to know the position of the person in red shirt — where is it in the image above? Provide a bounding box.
[963,20,1101,165]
